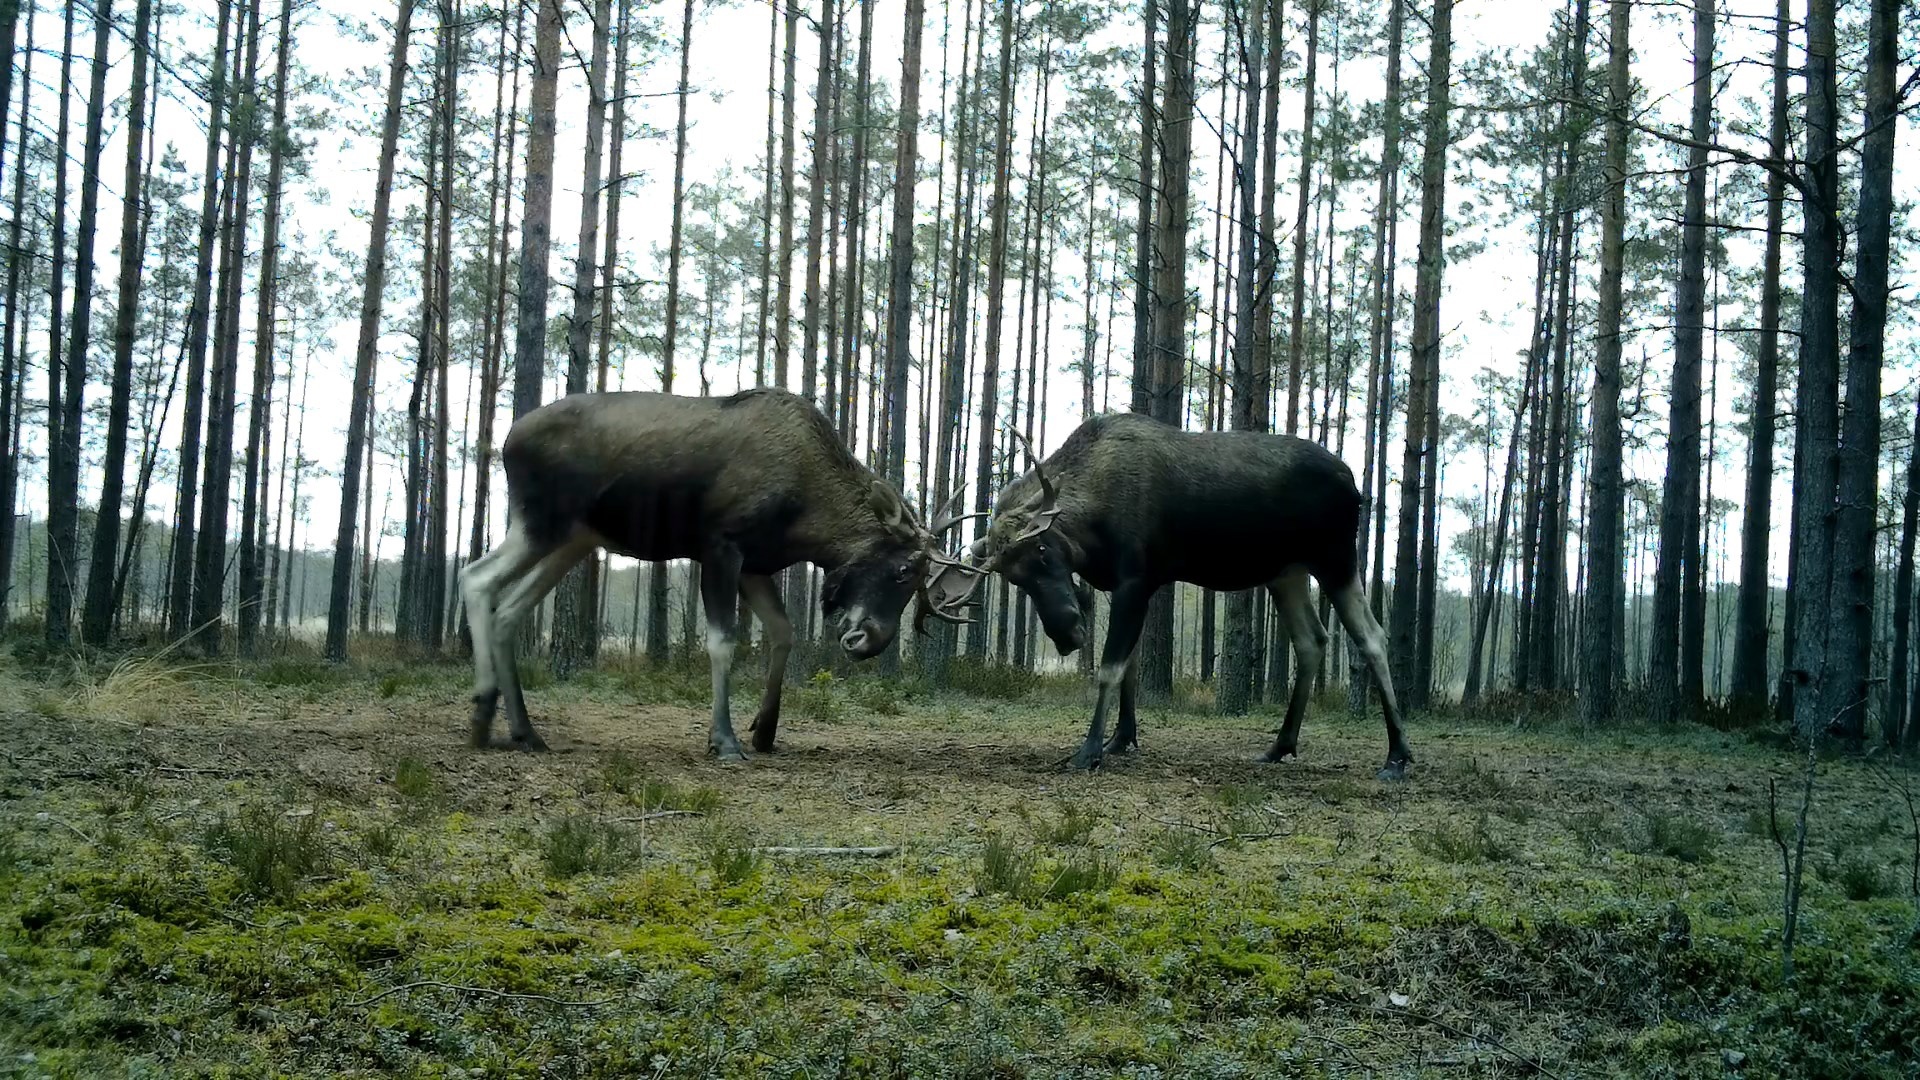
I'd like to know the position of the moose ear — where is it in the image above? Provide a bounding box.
[868,480,912,533]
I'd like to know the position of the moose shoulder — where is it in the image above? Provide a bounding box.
[460,388,967,760]
[933,412,1412,778]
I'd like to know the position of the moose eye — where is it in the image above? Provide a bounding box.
[894,563,914,583]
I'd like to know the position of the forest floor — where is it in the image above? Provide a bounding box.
[1,644,1917,1079]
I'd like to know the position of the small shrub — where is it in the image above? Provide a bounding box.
[1151,828,1215,872]
[1819,850,1895,902]
[1456,757,1518,801]
[977,834,1036,898]
[632,778,724,813]
[599,751,643,796]
[1210,783,1268,809]
[543,816,639,878]
[252,658,335,689]
[700,825,762,885]
[944,657,1039,701]
[1567,810,1620,855]
[1413,811,1512,864]
[847,678,906,717]
[1037,854,1118,900]
[1635,811,1718,865]
[391,756,439,807]
[202,805,332,902]
[793,671,843,722]
[1036,802,1097,847]
[361,819,407,860]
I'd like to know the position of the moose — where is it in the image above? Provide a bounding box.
[925,412,1411,779]
[461,388,969,760]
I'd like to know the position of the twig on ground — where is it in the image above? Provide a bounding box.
[752,846,899,857]
[36,812,98,845]
[612,810,702,823]
[344,980,614,1009]
[1367,1004,1565,1080]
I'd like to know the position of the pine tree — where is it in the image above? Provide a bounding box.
[325,0,417,662]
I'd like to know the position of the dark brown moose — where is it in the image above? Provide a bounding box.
[926,412,1411,779]
[461,388,969,760]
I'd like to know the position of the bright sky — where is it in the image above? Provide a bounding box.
[12,0,1919,600]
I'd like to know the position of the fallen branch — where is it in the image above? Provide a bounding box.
[36,812,98,845]
[1366,1004,1565,1080]
[752,845,898,858]
[344,980,614,1009]
[612,810,702,823]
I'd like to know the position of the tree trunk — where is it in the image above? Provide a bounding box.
[1138,0,1194,699]
[79,0,151,645]
[1730,0,1788,713]
[193,0,263,653]
[1129,0,1155,416]
[1218,0,1267,717]
[967,0,1017,658]
[0,0,35,627]
[1824,0,1897,742]
[1283,0,1319,436]
[1649,0,1712,720]
[552,0,612,676]
[1782,0,1839,734]
[882,0,925,489]
[325,0,416,662]
[47,0,116,647]
[647,0,695,663]
[235,0,293,656]
[773,2,800,391]
[1579,0,1632,726]
[1388,0,1451,711]
[167,0,233,639]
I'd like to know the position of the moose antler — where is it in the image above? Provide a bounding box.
[926,489,989,538]
[1009,430,1057,508]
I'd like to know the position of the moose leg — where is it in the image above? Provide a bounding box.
[700,543,748,762]
[489,535,592,751]
[1329,574,1413,780]
[1263,571,1327,763]
[459,520,547,748]
[1105,658,1141,754]
[1068,583,1150,771]
[739,574,793,753]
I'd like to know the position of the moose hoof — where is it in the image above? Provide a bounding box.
[1261,744,1299,764]
[1102,736,1137,756]
[748,728,779,755]
[709,741,749,764]
[469,693,500,749]
[1375,760,1410,782]
[505,729,550,753]
[1064,746,1105,772]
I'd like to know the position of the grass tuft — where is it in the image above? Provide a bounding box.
[1151,827,1215,872]
[1414,811,1512,863]
[202,804,332,902]
[542,816,640,878]
[699,825,762,885]
[1634,811,1718,865]
[1034,801,1097,846]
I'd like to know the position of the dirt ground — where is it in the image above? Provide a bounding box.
[1,653,1916,1078]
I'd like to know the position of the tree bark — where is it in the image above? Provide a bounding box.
[1129,0,1155,417]
[0,0,33,626]
[647,0,695,663]
[1729,0,1787,713]
[1283,0,1319,436]
[1219,0,1267,717]
[325,0,416,662]
[1388,0,1451,711]
[1824,0,1897,742]
[1579,0,1631,726]
[966,0,1018,658]
[80,0,152,645]
[1649,0,1712,719]
[552,0,613,676]
[1138,0,1194,698]
[882,0,926,489]
[1782,0,1839,734]
[47,0,115,647]
[235,0,293,656]
[193,0,263,652]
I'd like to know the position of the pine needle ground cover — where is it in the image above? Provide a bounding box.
[1,653,1915,1078]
